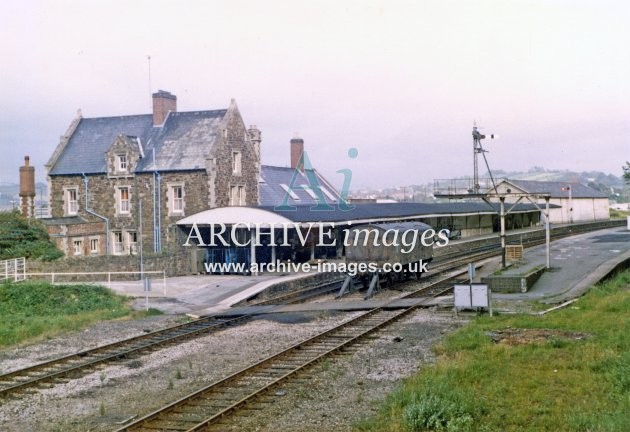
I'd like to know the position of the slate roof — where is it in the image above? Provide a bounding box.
[258,202,553,224]
[500,180,608,199]
[48,110,227,175]
[259,165,340,207]
[42,216,91,225]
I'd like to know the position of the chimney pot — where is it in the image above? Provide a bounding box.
[152,90,177,126]
[290,136,305,170]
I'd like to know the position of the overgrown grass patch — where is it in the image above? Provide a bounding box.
[0,280,149,346]
[357,270,630,431]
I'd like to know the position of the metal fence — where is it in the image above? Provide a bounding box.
[24,270,167,296]
[1,257,26,282]
[433,177,502,197]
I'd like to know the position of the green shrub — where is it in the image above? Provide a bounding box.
[0,280,131,345]
[403,393,475,432]
[0,210,62,260]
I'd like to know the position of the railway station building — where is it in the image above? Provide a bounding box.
[488,179,609,224]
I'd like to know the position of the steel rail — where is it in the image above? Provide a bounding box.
[0,314,251,399]
[115,282,448,432]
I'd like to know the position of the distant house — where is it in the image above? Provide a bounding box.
[44,91,340,257]
[489,179,609,224]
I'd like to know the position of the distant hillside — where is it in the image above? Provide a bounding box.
[485,167,623,188]
[0,182,48,211]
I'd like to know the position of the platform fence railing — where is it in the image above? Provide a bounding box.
[24,270,167,296]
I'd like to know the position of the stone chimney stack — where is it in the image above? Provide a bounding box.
[19,156,36,218]
[290,135,304,171]
[247,125,262,160]
[152,90,177,126]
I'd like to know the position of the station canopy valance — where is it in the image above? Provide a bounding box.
[176,206,294,228]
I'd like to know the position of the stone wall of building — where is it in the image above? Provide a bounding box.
[48,170,210,256]
[207,103,260,208]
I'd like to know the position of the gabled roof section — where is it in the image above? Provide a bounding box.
[499,179,608,199]
[259,165,340,207]
[48,109,227,175]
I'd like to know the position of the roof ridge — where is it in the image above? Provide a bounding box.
[80,109,228,121]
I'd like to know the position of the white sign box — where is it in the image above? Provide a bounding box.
[454,284,489,309]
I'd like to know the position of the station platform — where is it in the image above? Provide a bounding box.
[106,272,317,314]
[477,227,630,303]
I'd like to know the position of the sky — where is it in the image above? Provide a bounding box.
[0,0,628,189]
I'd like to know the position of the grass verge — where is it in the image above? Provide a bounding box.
[0,280,161,346]
[357,270,630,432]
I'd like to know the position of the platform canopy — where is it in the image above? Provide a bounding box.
[176,206,294,228]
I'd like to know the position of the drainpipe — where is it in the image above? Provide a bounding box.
[83,174,109,255]
[157,172,162,252]
[152,171,163,253]
[153,171,157,252]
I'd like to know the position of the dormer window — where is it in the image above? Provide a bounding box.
[118,154,127,171]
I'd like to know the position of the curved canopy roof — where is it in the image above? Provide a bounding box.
[176,206,294,227]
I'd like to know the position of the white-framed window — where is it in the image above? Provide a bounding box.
[89,237,99,255]
[230,186,246,206]
[118,187,130,214]
[230,186,237,206]
[172,186,184,213]
[113,232,124,255]
[73,239,83,256]
[238,186,246,205]
[65,187,79,215]
[117,154,127,171]
[232,151,242,175]
[127,232,138,255]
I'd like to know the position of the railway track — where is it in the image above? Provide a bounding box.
[113,281,452,432]
[0,314,251,399]
[245,277,345,306]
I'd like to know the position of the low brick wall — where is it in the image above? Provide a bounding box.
[482,265,546,293]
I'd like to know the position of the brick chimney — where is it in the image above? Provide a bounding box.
[152,90,177,126]
[19,156,35,218]
[290,135,304,170]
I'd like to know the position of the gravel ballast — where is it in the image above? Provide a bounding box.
[0,284,464,431]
